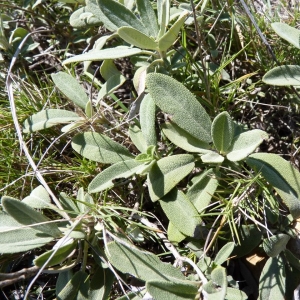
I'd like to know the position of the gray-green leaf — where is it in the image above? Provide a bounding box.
[72,132,133,164]
[226,129,268,162]
[147,154,195,201]
[140,94,157,146]
[246,153,300,219]
[146,73,212,143]
[22,185,52,209]
[211,111,234,154]
[162,122,210,153]
[160,189,202,237]
[272,22,300,49]
[263,65,300,86]
[263,234,290,257]
[51,72,89,109]
[88,160,147,193]
[23,109,83,133]
[118,26,158,50]
[214,242,234,265]
[106,241,184,282]
[258,256,285,300]
[2,197,61,237]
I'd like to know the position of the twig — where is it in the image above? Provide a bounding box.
[5,30,69,220]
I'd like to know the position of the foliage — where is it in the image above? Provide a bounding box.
[1,0,300,299]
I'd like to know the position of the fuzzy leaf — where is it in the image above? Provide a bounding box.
[22,185,52,208]
[160,189,202,237]
[118,26,158,50]
[57,271,89,300]
[88,160,147,193]
[69,6,102,28]
[246,153,300,219]
[63,47,144,65]
[106,241,184,282]
[146,73,212,143]
[203,266,227,299]
[98,0,149,35]
[72,132,133,164]
[23,109,83,133]
[214,242,234,265]
[201,151,224,163]
[2,197,61,237]
[136,0,159,38]
[34,242,76,267]
[147,154,195,201]
[97,74,126,103]
[157,0,170,37]
[162,122,210,153]
[167,222,186,243]
[140,94,157,146]
[51,72,89,109]
[129,124,148,153]
[187,168,219,213]
[146,279,198,300]
[100,59,120,81]
[226,129,268,162]
[211,111,234,154]
[272,22,300,49]
[158,12,188,52]
[258,256,285,300]
[226,288,248,300]
[263,234,290,257]
[263,65,300,86]
[0,213,55,253]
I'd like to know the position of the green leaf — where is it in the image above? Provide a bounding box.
[59,192,80,217]
[263,234,290,257]
[214,242,234,265]
[69,6,102,28]
[0,213,55,253]
[136,0,159,38]
[106,241,184,282]
[98,0,149,35]
[263,65,300,86]
[271,22,300,49]
[2,197,61,237]
[158,12,188,52]
[72,132,133,164]
[57,271,89,300]
[146,73,212,143]
[51,72,89,109]
[118,26,158,50]
[140,94,157,146]
[226,288,248,300]
[129,124,148,153]
[100,59,120,81]
[201,151,224,163]
[22,185,52,209]
[97,74,126,103]
[167,222,186,243]
[157,0,170,38]
[211,111,234,154]
[203,266,227,299]
[89,266,114,300]
[147,154,195,201]
[34,242,76,267]
[226,129,268,162]
[246,153,300,219]
[187,168,219,213]
[88,160,147,193]
[162,122,210,153]
[63,47,144,65]
[258,256,285,300]
[146,279,198,300]
[160,189,202,237]
[23,109,83,133]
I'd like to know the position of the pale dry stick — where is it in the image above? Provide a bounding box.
[5,30,69,220]
[23,211,90,300]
